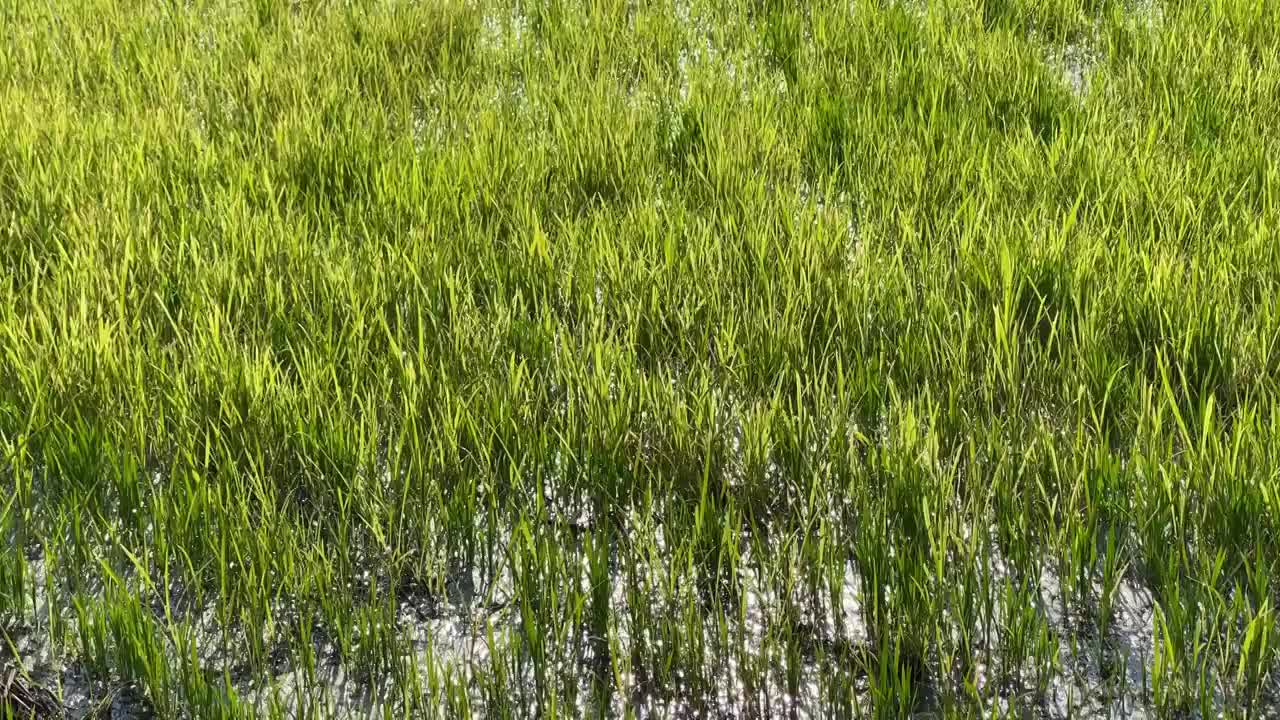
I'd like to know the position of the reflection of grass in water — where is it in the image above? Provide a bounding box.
[2,0,1280,717]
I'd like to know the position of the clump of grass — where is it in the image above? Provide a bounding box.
[2,0,1279,717]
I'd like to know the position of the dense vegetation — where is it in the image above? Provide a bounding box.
[3,0,1279,717]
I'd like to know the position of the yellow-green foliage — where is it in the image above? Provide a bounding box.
[2,0,1279,717]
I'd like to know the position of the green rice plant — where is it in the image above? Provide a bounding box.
[2,0,1279,717]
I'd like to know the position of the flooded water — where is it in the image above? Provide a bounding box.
[9,512,1276,720]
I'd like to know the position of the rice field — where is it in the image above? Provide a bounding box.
[2,0,1279,717]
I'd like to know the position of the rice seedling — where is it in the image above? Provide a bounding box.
[2,0,1279,717]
